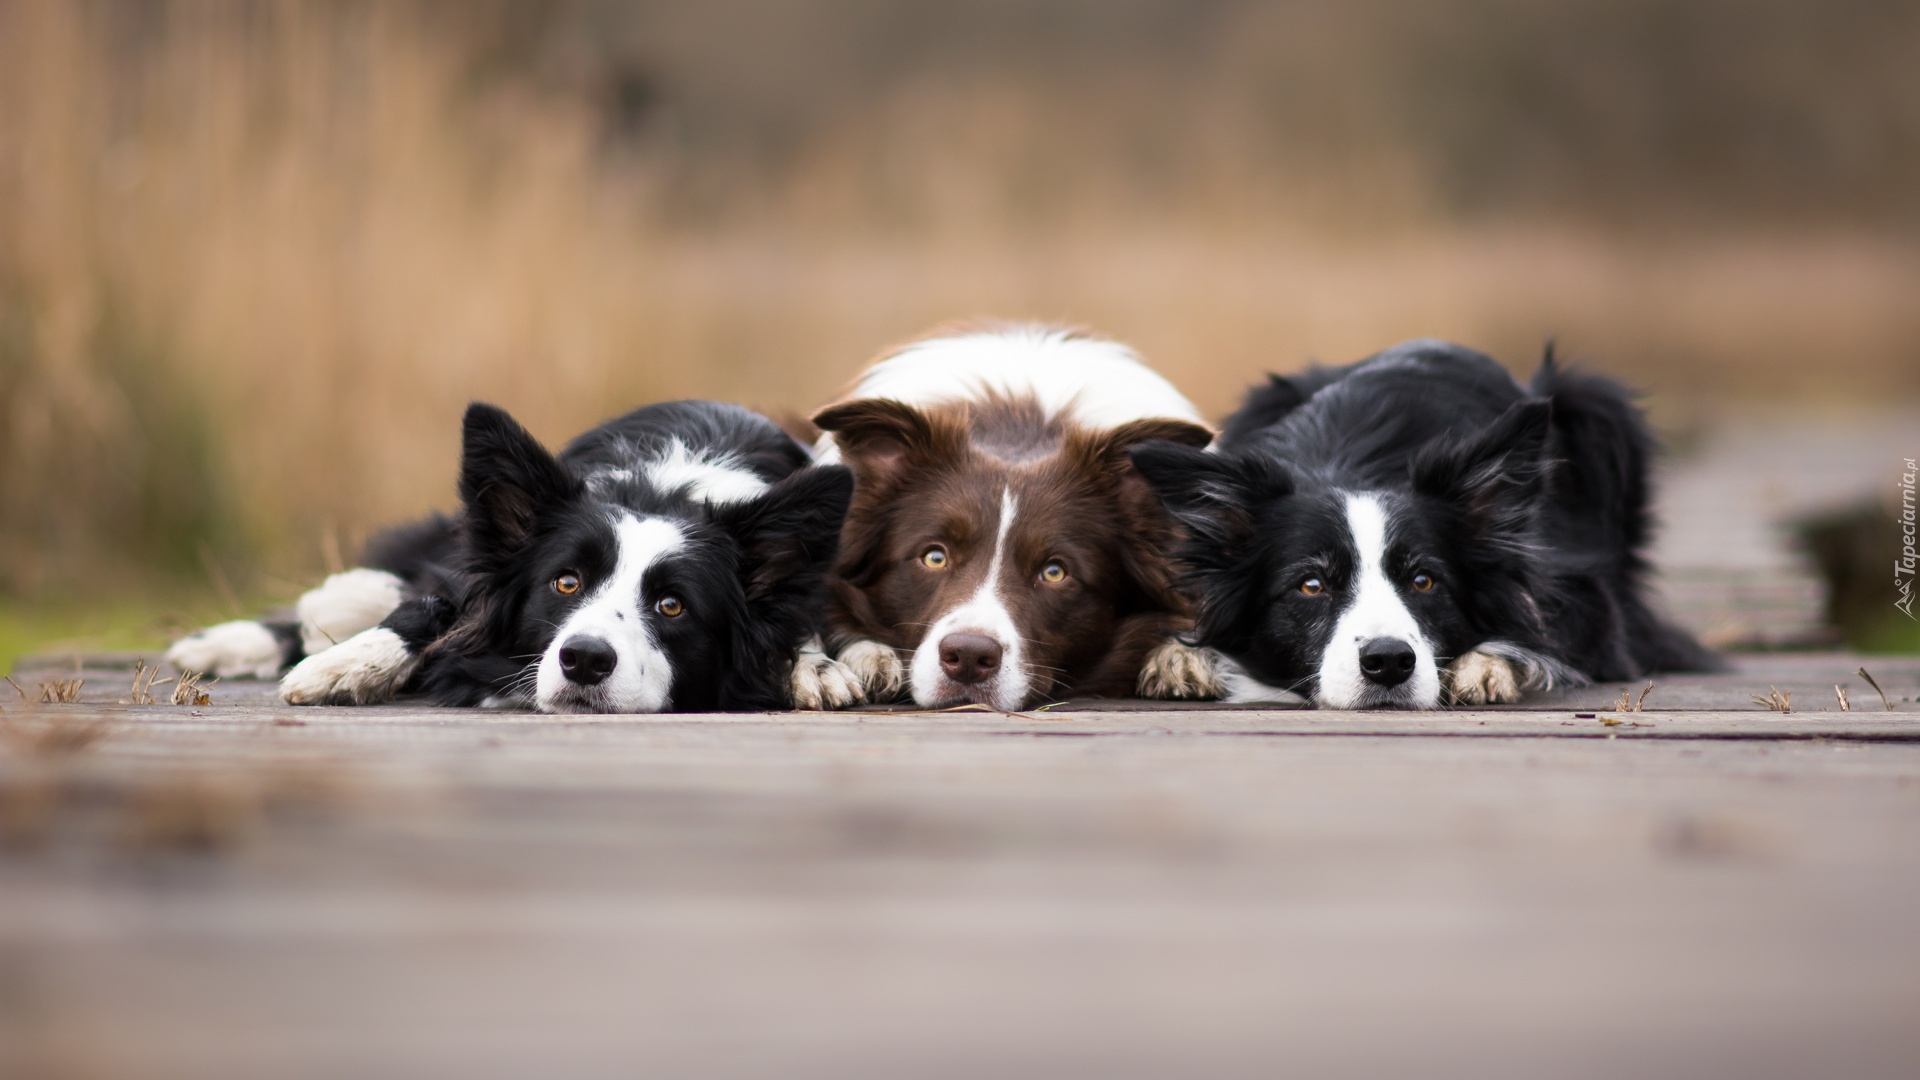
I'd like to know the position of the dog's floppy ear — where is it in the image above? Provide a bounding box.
[1410,398,1552,544]
[457,403,577,561]
[710,464,855,708]
[1129,440,1294,547]
[812,398,964,496]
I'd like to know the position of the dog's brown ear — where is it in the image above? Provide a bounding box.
[1063,418,1216,609]
[811,398,965,494]
[1101,418,1214,455]
[1074,418,1214,491]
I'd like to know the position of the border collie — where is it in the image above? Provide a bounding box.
[1129,339,1718,709]
[168,401,857,712]
[810,324,1222,711]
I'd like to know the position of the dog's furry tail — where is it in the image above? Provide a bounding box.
[1531,344,1723,673]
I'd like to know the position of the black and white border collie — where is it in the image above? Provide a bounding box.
[1130,339,1719,709]
[811,324,1222,711]
[168,401,857,712]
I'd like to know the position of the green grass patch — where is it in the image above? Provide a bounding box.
[0,593,257,675]
[1854,611,1920,654]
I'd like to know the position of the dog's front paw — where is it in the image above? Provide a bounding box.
[836,638,905,702]
[280,627,417,705]
[166,620,284,680]
[1445,648,1521,705]
[789,642,865,710]
[296,569,407,656]
[1137,640,1225,700]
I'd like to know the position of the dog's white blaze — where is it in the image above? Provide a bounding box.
[815,326,1206,462]
[910,487,1030,711]
[1317,493,1441,708]
[296,568,407,656]
[534,514,683,713]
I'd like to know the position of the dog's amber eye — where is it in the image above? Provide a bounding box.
[1411,573,1434,593]
[1040,561,1067,584]
[554,573,581,595]
[921,545,949,570]
[656,596,684,618]
[1299,577,1324,596]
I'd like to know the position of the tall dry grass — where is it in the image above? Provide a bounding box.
[2,0,1917,599]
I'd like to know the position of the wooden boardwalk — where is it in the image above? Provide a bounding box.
[3,652,1918,1079]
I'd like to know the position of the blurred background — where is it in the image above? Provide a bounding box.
[2,0,1917,664]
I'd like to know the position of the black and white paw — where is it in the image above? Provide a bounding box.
[165,620,286,680]
[789,639,865,710]
[1443,642,1585,706]
[296,569,407,656]
[1137,640,1225,700]
[280,627,418,705]
[835,638,905,703]
[1444,649,1522,705]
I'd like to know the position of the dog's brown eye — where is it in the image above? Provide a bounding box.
[1040,561,1067,584]
[1411,573,1434,593]
[554,573,581,595]
[921,545,949,570]
[656,596,684,617]
[1299,577,1324,596]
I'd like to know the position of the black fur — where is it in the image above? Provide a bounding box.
[361,400,851,711]
[1132,339,1717,706]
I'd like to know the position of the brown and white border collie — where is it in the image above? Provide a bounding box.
[810,324,1221,711]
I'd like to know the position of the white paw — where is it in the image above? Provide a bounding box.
[1137,639,1225,700]
[166,620,283,680]
[280,627,417,706]
[296,569,406,656]
[789,640,865,710]
[837,638,905,702]
[1446,648,1522,705]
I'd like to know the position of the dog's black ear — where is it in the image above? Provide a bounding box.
[709,464,855,709]
[457,403,577,559]
[1129,440,1294,546]
[1410,398,1553,542]
[715,465,855,609]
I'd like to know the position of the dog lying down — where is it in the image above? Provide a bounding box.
[811,324,1223,710]
[168,401,857,712]
[1130,339,1720,709]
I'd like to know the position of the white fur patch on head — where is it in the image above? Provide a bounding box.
[909,487,1031,711]
[815,325,1206,462]
[166,620,283,680]
[643,439,769,506]
[280,627,417,705]
[1316,492,1442,709]
[297,569,407,657]
[534,513,683,713]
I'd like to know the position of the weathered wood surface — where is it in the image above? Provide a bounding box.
[4,654,1919,1079]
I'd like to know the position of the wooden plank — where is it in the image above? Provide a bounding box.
[3,656,1919,1078]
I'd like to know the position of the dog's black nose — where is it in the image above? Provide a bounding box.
[1358,637,1417,687]
[558,636,618,686]
[939,633,1003,685]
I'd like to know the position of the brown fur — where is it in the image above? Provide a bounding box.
[814,393,1210,705]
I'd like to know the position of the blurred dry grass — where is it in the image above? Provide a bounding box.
[2,0,1918,601]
